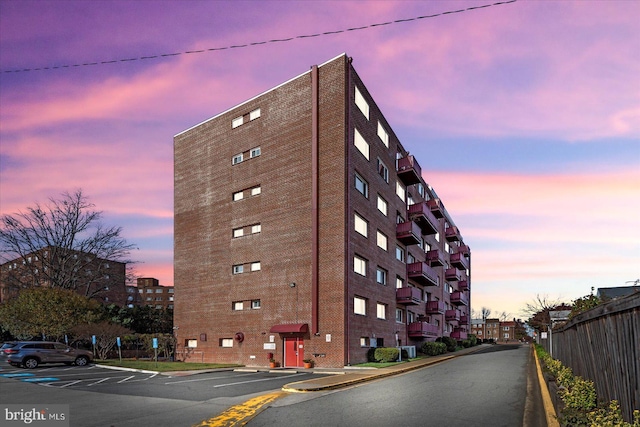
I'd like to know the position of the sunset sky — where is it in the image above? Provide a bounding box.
[1,0,638,318]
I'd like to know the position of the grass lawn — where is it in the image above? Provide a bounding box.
[353,357,425,368]
[96,359,243,372]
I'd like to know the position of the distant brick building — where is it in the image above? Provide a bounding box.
[471,318,526,342]
[128,278,174,310]
[0,246,127,305]
[173,54,472,368]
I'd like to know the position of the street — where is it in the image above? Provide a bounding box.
[250,344,535,427]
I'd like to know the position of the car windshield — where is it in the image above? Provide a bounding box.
[1,343,17,350]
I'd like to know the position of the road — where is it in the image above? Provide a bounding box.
[250,344,537,427]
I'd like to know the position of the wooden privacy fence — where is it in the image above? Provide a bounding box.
[551,292,640,422]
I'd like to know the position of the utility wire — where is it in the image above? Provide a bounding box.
[1,0,517,74]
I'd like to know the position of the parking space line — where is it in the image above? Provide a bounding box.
[58,380,83,388]
[213,373,305,388]
[117,375,135,383]
[88,377,111,386]
[165,372,257,385]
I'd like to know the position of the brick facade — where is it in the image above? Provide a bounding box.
[174,54,472,368]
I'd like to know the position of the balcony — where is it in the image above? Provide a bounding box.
[445,226,461,242]
[396,287,422,305]
[426,198,444,218]
[407,262,438,286]
[445,268,461,282]
[396,221,421,246]
[425,300,446,315]
[408,321,439,338]
[458,244,471,257]
[426,249,446,267]
[458,279,470,291]
[451,329,468,340]
[408,202,438,235]
[445,309,460,322]
[397,155,422,186]
[450,252,469,271]
[459,314,469,324]
[450,291,469,306]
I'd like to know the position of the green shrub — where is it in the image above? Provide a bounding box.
[436,336,458,352]
[461,339,471,348]
[373,347,399,363]
[468,334,478,346]
[587,400,640,427]
[422,341,447,356]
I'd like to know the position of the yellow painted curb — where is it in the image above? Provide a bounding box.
[534,347,560,427]
[193,391,285,426]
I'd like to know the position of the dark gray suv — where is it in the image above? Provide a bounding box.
[2,341,93,369]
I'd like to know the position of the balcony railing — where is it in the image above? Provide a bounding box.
[408,321,439,338]
[445,268,461,282]
[407,262,438,286]
[426,198,444,219]
[450,291,469,306]
[445,309,460,322]
[426,249,446,267]
[408,202,438,235]
[396,287,422,305]
[459,314,469,324]
[397,155,422,185]
[451,329,468,340]
[450,252,469,271]
[445,226,461,242]
[458,279,470,291]
[396,221,421,246]
[457,244,471,257]
[425,300,446,315]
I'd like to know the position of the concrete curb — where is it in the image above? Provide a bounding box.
[533,347,560,427]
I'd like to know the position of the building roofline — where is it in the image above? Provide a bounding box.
[174,53,348,138]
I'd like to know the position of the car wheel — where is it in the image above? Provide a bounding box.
[23,357,39,369]
[74,356,89,366]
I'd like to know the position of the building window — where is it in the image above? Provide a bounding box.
[233,264,244,275]
[354,296,366,315]
[377,303,387,320]
[354,86,369,119]
[146,289,153,293]
[377,122,389,148]
[251,186,261,196]
[396,181,406,202]
[354,129,370,160]
[251,262,261,271]
[377,158,389,183]
[233,191,244,201]
[233,301,244,310]
[354,255,367,276]
[233,228,244,238]
[360,337,368,347]
[250,147,261,158]
[377,195,388,216]
[232,154,243,165]
[504,333,510,339]
[251,224,261,234]
[407,311,415,323]
[249,108,261,121]
[251,300,261,309]
[220,338,233,348]
[155,289,163,293]
[355,173,368,198]
[376,267,387,286]
[395,246,405,263]
[376,230,387,251]
[396,276,404,289]
[232,117,243,128]
[395,308,403,323]
[354,213,368,237]
[186,339,198,348]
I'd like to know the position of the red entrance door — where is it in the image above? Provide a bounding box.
[284,337,304,367]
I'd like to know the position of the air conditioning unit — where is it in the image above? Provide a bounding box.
[400,346,416,359]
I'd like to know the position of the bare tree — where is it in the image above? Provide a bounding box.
[0,190,137,298]
[481,307,492,320]
[498,311,510,321]
[522,294,569,331]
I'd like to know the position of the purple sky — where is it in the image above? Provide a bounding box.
[1,0,638,318]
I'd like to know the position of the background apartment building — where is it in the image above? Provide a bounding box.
[174,54,471,368]
[126,277,174,310]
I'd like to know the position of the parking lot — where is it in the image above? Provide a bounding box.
[0,363,326,401]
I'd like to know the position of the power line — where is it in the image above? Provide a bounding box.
[1,0,517,74]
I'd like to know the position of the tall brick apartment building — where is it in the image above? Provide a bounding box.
[174,54,471,368]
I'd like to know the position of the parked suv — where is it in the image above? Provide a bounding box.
[2,341,93,369]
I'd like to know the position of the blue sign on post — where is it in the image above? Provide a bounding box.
[116,337,121,347]
[152,338,158,349]
[92,335,96,345]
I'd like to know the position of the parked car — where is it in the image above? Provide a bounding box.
[2,341,93,369]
